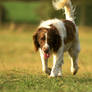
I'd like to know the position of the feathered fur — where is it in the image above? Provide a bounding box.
[52,0,75,22]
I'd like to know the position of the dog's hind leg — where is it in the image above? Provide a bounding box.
[68,42,80,75]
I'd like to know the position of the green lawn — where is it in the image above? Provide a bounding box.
[0,26,92,92]
[2,2,50,23]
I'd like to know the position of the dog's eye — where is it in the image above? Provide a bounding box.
[41,36,45,41]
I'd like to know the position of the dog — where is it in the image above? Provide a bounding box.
[33,0,80,77]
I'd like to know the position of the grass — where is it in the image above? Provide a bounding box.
[0,72,92,92]
[0,26,92,92]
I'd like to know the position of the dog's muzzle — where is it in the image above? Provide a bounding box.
[42,46,50,59]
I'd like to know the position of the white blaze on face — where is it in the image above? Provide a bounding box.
[43,33,50,59]
[45,33,48,46]
[42,33,49,49]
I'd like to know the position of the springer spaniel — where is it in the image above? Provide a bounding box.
[33,0,80,77]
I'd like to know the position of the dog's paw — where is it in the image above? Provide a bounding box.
[50,73,62,78]
[58,72,62,77]
[71,66,79,75]
[50,71,58,77]
[45,68,51,75]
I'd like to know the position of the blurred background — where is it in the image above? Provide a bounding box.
[0,0,92,27]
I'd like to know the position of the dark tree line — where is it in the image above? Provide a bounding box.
[0,4,6,24]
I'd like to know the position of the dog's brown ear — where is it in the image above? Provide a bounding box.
[33,31,40,51]
[50,24,62,53]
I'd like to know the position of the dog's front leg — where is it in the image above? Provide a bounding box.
[50,47,64,77]
[39,49,51,75]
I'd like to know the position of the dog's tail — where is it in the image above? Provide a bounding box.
[52,0,75,23]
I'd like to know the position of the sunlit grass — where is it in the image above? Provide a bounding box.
[0,26,92,74]
[0,26,92,92]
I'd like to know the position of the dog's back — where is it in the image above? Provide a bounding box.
[53,0,79,49]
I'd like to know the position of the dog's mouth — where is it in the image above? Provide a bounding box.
[44,53,50,59]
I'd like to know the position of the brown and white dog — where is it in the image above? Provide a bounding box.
[33,0,80,77]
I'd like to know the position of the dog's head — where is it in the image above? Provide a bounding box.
[33,25,61,59]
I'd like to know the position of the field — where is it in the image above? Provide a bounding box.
[0,26,92,92]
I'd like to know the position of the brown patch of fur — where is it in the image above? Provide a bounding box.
[37,28,47,48]
[33,28,49,51]
[48,25,62,53]
[33,31,40,51]
[63,20,76,44]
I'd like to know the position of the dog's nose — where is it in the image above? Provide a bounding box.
[43,47,49,53]
[44,48,49,53]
